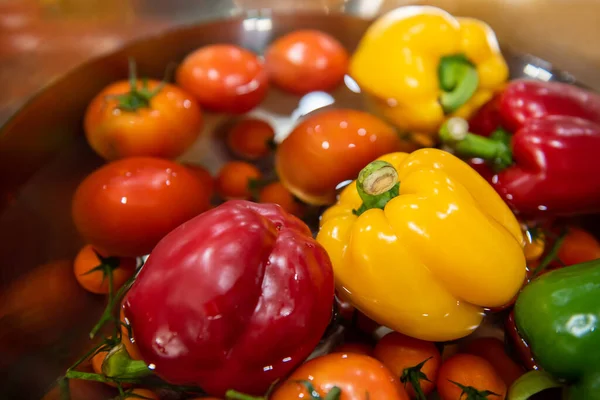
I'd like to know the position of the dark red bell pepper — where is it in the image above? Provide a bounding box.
[441,80,600,218]
[121,200,335,396]
[505,310,539,371]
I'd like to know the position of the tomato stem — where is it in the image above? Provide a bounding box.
[225,390,266,400]
[110,58,168,112]
[450,380,500,400]
[354,160,400,216]
[103,344,153,379]
[401,357,432,400]
[530,228,568,278]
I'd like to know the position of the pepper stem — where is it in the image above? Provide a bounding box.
[102,343,153,380]
[354,160,400,216]
[440,117,513,171]
[439,54,479,113]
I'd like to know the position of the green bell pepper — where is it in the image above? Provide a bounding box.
[512,259,600,399]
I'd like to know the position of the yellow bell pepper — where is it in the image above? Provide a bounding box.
[349,6,509,141]
[316,149,526,341]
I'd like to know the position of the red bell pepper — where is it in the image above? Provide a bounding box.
[505,310,539,371]
[440,80,600,218]
[121,200,335,396]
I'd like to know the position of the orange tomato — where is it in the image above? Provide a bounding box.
[73,245,137,294]
[84,79,203,161]
[41,375,114,400]
[373,332,441,399]
[176,44,268,114]
[215,161,262,200]
[227,118,275,160]
[265,30,349,95]
[258,181,304,218]
[275,109,406,205]
[557,226,600,266]
[522,226,545,262]
[334,342,374,357]
[120,306,144,361]
[91,349,108,376]
[463,337,524,387]
[270,353,409,400]
[72,157,211,257]
[185,163,215,200]
[437,354,507,400]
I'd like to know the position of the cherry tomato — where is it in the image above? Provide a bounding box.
[215,161,262,200]
[373,332,441,399]
[270,353,409,400]
[265,30,349,95]
[72,157,211,257]
[522,225,545,262]
[184,163,215,200]
[73,245,137,294]
[91,349,108,376]
[120,307,143,360]
[437,354,507,400]
[227,118,275,160]
[334,342,374,356]
[557,226,600,266]
[258,181,305,218]
[42,375,114,400]
[176,44,268,113]
[463,337,524,387]
[84,79,203,161]
[275,109,405,205]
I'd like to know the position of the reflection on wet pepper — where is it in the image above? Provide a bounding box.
[349,6,508,143]
[317,148,526,342]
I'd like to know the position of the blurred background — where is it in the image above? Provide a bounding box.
[1,0,600,127]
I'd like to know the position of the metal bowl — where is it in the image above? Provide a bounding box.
[0,10,594,400]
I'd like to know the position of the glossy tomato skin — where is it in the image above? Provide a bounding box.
[275,109,404,205]
[265,30,349,95]
[123,201,334,396]
[72,157,211,257]
[270,353,409,400]
[176,44,268,113]
[84,80,203,161]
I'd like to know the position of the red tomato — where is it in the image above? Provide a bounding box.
[557,226,600,266]
[72,157,211,257]
[270,353,409,400]
[275,109,406,205]
[463,337,525,387]
[84,79,203,161]
[73,244,137,294]
[437,354,507,400]
[176,44,268,113]
[258,181,305,218]
[265,30,349,95]
[227,118,275,160]
[215,161,262,200]
[373,332,441,399]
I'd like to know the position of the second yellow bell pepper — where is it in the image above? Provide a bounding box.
[316,149,526,341]
[350,6,509,141]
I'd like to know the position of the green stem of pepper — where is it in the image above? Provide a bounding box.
[439,117,513,171]
[439,54,479,113]
[353,160,400,216]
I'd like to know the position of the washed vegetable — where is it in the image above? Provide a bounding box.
[227,118,275,160]
[317,149,526,341]
[437,354,507,400]
[373,332,441,399]
[73,245,136,294]
[441,81,600,218]
[185,163,215,200]
[121,201,335,396]
[349,6,508,138]
[514,260,600,399]
[215,161,262,200]
[334,342,374,356]
[176,44,268,113]
[84,63,203,161]
[265,30,349,95]
[275,109,405,205]
[269,353,409,400]
[72,157,211,257]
